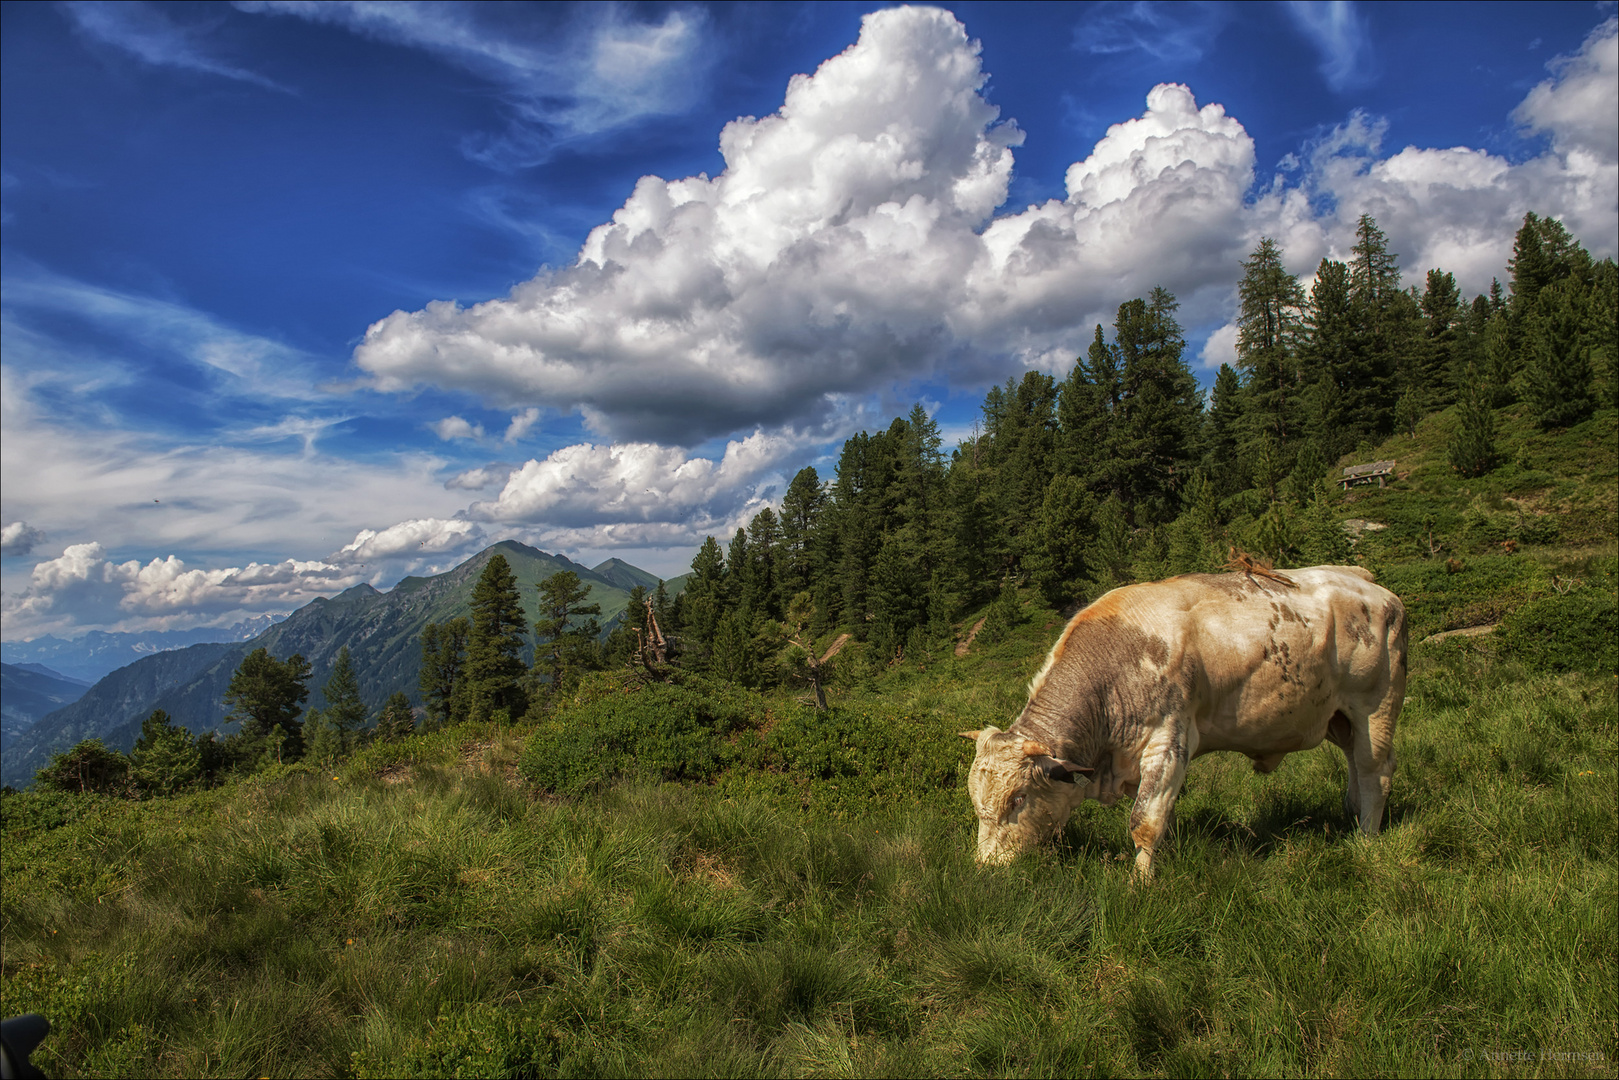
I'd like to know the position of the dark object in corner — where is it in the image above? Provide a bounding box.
[0,1013,49,1080]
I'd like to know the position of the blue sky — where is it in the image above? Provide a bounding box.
[3,1,1615,638]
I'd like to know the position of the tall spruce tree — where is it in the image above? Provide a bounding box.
[1111,288,1202,525]
[1028,473,1093,607]
[1417,268,1462,410]
[533,570,603,697]
[461,553,529,722]
[681,536,728,663]
[1524,278,1596,428]
[419,617,468,728]
[1235,237,1304,449]
[1347,214,1406,434]
[1448,364,1500,477]
[1056,326,1118,498]
[321,645,368,751]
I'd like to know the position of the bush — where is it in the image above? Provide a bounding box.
[1497,590,1619,675]
[518,677,762,796]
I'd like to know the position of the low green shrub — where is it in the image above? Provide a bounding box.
[1497,590,1619,675]
[518,676,763,796]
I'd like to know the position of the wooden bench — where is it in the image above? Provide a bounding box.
[1338,459,1397,489]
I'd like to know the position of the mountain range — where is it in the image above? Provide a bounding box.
[1,663,92,754]
[0,615,285,683]
[0,542,686,789]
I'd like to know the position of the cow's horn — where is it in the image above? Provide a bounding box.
[1022,740,1052,757]
[957,730,983,741]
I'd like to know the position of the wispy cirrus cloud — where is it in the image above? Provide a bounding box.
[238,1,711,164]
[1072,1,1229,64]
[1285,1,1377,92]
[61,0,286,91]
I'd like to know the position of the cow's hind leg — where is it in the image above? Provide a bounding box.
[1324,711,1360,824]
[1128,719,1196,878]
[1340,673,1403,837]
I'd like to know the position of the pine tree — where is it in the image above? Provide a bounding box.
[377,691,416,742]
[1056,326,1118,498]
[1111,289,1202,525]
[1236,237,1304,449]
[1417,268,1462,410]
[779,466,828,603]
[533,570,603,697]
[321,645,368,752]
[1523,278,1595,429]
[744,507,783,620]
[419,617,468,728]
[1028,474,1093,608]
[1299,258,1363,457]
[304,707,345,766]
[130,709,201,795]
[1448,365,1500,477]
[1086,494,1134,593]
[461,554,529,722]
[1347,215,1405,434]
[223,648,311,761]
[1203,363,1246,495]
[681,536,728,664]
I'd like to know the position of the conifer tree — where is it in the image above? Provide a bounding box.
[681,537,727,663]
[1203,363,1246,495]
[1028,473,1093,607]
[1299,258,1362,457]
[1056,326,1118,497]
[744,507,783,620]
[533,570,603,697]
[1347,215,1406,434]
[779,467,828,603]
[419,617,468,728]
[377,691,416,742]
[130,709,201,795]
[1417,268,1462,410]
[1523,278,1595,429]
[223,647,311,761]
[321,645,368,752]
[461,554,529,722]
[1111,289,1202,525]
[304,707,344,766]
[1448,365,1500,477]
[1086,494,1134,593]
[1236,237,1304,448]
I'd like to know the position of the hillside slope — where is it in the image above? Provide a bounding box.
[1,542,672,788]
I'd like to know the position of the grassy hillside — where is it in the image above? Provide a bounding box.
[2,405,1614,1078]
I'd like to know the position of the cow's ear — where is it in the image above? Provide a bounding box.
[1035,757,1093,784]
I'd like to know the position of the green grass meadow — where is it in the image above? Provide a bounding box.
[2,409,1616,1078]
[2,636,1614,1078]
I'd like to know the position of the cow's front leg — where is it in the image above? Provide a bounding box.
[1127,718,1196,879]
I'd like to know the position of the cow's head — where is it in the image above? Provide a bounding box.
[959,726,1092,864]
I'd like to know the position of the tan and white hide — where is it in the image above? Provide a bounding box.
[961,565,1407,876]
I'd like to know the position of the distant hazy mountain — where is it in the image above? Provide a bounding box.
[2,542,679,788]
[0,614,284,683]
[1,663,94,754]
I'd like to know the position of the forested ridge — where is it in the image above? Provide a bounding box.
[431,210,1616,704]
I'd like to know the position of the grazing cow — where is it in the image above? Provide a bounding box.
[960,563,1406,876]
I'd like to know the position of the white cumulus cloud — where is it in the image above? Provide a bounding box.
[431,416,485,441]
[4,541,359,630]
[336,517,482,562]
[1,522,46,557]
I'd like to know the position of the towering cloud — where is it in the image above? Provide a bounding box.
[354,7,1616,444]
